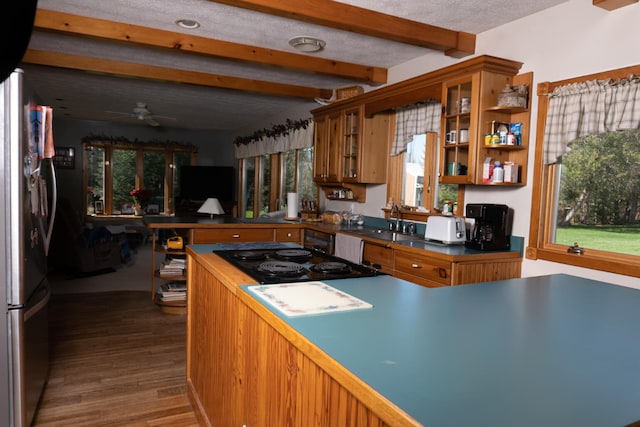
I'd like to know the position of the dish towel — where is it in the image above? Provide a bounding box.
[334,232,363,264]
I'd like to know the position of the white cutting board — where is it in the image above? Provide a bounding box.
[247,281,373,317]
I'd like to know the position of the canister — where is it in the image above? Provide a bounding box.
[460,97,470,113]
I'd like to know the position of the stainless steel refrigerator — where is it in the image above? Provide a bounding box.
[1,69,57,427]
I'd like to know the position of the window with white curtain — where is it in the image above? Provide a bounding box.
[235,120,316,218]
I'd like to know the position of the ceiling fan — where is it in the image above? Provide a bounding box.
[106,102,175,127]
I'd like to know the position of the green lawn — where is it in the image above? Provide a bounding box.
[556,224,640,256]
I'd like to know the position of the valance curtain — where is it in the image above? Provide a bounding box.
[544,75,640,164]
[234,121,314,159]
[391,101,441,156]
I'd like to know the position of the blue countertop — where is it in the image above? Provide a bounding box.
[239,274,640,427]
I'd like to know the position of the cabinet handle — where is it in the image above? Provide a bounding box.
[232,234,240,238]
[411,263,422,269]
[438,268,447,278]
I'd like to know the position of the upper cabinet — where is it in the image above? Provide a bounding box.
[313,112,341,183]
[440,63,532,186]
[313,105,390,186]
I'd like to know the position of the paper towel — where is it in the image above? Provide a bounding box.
[286,192,298,218]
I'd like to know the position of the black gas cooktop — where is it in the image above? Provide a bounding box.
[215,248,383,284]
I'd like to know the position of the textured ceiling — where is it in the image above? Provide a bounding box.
[22,0,568,133]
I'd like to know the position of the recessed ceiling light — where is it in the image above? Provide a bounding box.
[176,19,200,29]
[288,36,326,53]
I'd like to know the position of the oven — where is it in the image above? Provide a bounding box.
[215,247,383,284]
[303,229,335,255]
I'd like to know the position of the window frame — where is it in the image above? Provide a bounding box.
[82,141,196,216]
[237,147,317,219]
[527,64,640,278]
[387,129,465,220]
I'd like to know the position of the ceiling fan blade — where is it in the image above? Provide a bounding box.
[145,117,160,127]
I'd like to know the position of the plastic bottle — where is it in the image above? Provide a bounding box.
[493,161,504,183]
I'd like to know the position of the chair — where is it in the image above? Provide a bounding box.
[49,198,129,274]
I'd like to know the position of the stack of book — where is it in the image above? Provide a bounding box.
[156,281,187,302]
[158,257,186,278]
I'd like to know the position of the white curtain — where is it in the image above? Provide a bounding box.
[234,121,314,159]
[544,76,640,164]
[391,101,441,156]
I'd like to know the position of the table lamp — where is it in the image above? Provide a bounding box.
[197,198,224,218]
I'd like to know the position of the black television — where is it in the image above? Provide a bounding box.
[178,166,234,203]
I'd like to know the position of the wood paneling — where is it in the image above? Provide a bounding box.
[187,254,410,426]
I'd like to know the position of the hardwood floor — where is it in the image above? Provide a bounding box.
[34,291,200,426]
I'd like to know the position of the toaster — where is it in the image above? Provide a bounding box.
[424,216,466,245]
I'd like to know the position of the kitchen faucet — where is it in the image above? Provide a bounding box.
[391,204,401,231]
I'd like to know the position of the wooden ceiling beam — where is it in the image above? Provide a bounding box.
[22,49,334,99]
[209,0,475,57]
[33,9,387,84]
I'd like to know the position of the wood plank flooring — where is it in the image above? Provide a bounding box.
[33,291,199,426]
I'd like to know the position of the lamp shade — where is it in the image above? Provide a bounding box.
[197,198,224,218]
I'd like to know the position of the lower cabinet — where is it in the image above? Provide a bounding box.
[190,226,302,244]
[393,247,521,288]
[362,241,393,274]
[274,227,302,243]
[187,256,397,427]
[362,240,522,288]
[394,249,452,287]
[190,227,275,243]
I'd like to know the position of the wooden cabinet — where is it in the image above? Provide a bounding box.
[393,249,452,287]
[274,227,301,243]
[362,241,394,274]
[187,254,397,427]
[190,227,274,244]
[439,58,531,186]
[312,112,341,183]
[313,104,390,188]
[393,246,521,288]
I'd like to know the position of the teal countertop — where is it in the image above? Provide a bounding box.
[239,274,640,427]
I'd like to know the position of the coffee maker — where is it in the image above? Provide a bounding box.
[465,204,512,251]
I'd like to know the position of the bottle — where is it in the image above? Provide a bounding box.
[493,161,504,183]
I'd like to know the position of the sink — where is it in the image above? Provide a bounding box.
[352,228,424,243]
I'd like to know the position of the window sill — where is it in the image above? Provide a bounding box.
[526,245,640,278]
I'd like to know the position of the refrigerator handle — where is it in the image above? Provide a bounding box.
[42,161,57,257]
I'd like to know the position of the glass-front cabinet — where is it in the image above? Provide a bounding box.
[341,107,361,182]
[441,76,474,183]
[439,65,532,186]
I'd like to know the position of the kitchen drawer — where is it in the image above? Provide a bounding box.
[190,228,274,244]
[394,250,451,287]
[275,228,301,242]
[362,241,393,274]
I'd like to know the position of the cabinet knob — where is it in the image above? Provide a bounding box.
[287,232,292,237]
[411,263,422,269]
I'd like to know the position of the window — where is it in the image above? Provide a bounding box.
[239,147,317,219]
[388,131,464,218]
[83,139,195,215]
[528,65,640,278]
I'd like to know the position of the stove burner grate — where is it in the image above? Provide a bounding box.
[275,249,312,260]
[310,261,351,275]
[257,261,306,277]
[232,250,269,261]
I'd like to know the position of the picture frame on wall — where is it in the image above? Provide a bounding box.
[121,202,134,215]
[94,200,104,214]
[146,204,159,214]
[53,146,75,169]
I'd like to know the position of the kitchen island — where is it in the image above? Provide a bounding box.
[186,244,640,427]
